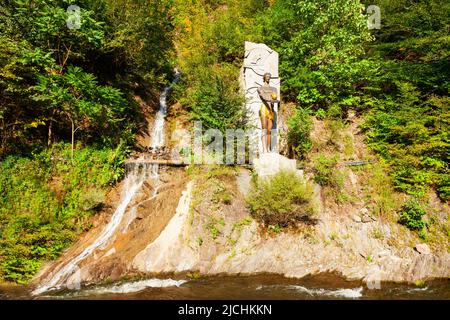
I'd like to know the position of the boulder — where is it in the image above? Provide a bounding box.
[415,243,431,255]
[359,207,377,223]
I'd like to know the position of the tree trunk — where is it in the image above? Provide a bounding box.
[47,120,53,146]
[71,118,74,160]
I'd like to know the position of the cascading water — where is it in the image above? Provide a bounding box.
[148,87,168,196]
[32,166,150,295]
[32,70,180,295]
[149,70,180,196]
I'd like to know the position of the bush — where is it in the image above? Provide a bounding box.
[327,105,343,119]
[315,108,326,120]
[398,198,427,231]
[362,73,449,202]
[437,174,450,202]
[313,155,343,188]
[287,107,313,159]
[247,171,316,227]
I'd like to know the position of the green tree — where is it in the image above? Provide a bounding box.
[257,0,374,110]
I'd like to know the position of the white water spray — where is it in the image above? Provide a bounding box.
[61,278,188,298]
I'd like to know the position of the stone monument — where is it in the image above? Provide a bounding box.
[241,41,302,179]
[241,41,280,153]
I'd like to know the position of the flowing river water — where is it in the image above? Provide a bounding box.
[4,71,448,300]
[1,273,449,300]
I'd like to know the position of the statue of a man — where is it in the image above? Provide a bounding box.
[257,72,279,152]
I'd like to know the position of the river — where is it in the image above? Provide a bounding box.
[1,273,449,300]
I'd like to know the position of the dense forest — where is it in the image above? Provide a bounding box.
[0,0,448,284]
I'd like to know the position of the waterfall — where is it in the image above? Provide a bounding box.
[149,69,180,196]
[32,166,150,295]
[32,70,179,295]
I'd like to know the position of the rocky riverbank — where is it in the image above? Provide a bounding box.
[132,167,449,285]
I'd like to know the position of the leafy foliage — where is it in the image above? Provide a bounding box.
[0,0,173,284]
[313,155,343,188]
[186,67,246,133]
[256,0,373,110]
[359,0,450,201]
[0,143,126,283]
[0,0,173,156]
[172,0,257,133]
[399,198,427,231]
[33,65,130,147]
[247,171,316,227]
[287,107,313,158]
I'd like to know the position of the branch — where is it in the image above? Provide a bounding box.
[59,44,73,73]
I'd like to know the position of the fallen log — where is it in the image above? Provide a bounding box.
[344,160,376,166]
[125,159,191,166]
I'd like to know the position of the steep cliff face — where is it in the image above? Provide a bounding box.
[131,166,449,285]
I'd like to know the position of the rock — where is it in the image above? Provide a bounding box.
[359,208,369,215]
[352,215,362,223]
[358,207,376,223]
[415,243,431,255]
[348,170,358,187]
[236,168,251,196]
[253,152,302,179]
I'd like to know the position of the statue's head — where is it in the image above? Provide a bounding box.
[263,72,271,83]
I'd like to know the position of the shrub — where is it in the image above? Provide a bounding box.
[313,155,343,188]
[183,65,247,133]
[247,171,316,227]
[287,107,313,159]
[315,108,326,120]
[398,198,427,231]
[436,174,450,202]
[327,105,343,119]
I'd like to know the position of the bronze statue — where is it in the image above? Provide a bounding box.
[257,72,279,152]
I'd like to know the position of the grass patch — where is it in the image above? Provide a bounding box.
[211,181,233,205]
[204,216,224,240]
[371,227,385,240]
[359,162,404,219]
